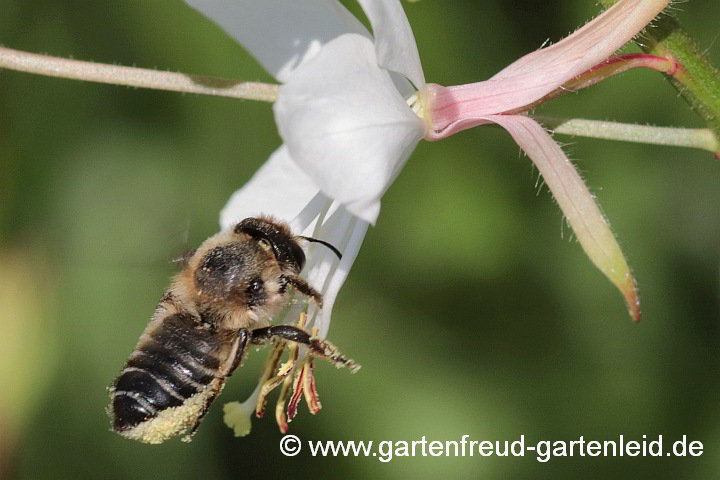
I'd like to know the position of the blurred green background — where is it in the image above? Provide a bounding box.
[1,1,719,478]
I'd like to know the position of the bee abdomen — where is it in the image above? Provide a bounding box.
[112,369,184,432]
[111,313,222,433]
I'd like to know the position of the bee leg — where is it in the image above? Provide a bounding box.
[250,325,312,345]
[183,328,251,441]
[281,275,323,307]
[225,328,251,376]
[250,326,358,371]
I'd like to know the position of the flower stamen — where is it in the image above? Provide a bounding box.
[407,89,432,132]
[254,312,359,433]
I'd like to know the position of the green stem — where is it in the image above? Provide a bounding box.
[534,115,719,156]
[599,0,720,136]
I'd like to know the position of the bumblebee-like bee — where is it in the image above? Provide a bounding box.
[108,216,353,444]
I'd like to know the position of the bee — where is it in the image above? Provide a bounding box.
[108,216,352,444]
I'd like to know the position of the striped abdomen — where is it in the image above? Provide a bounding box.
[110,312,222,434]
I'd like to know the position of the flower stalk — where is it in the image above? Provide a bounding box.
[0,47,279,102]
[535,116,720,155]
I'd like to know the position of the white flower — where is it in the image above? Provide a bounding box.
[189,0,669,323]
[187,0,671,433]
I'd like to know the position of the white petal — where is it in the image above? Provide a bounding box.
[263,203,367,339]
[186,0,370,82]
[274,34,427,224]
[311,214,368,339]
[356,0,425,90]
[219,145,322,232]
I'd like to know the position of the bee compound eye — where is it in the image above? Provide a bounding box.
[248,279,264,296]
[258,238,272,252]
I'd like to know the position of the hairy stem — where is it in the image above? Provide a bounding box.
[534,116,719,156]
[0,47,279,102]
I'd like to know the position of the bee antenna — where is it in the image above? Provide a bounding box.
[298,236,342,260]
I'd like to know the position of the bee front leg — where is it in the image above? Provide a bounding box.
[250,326,358,371]
[250,325,313,345]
